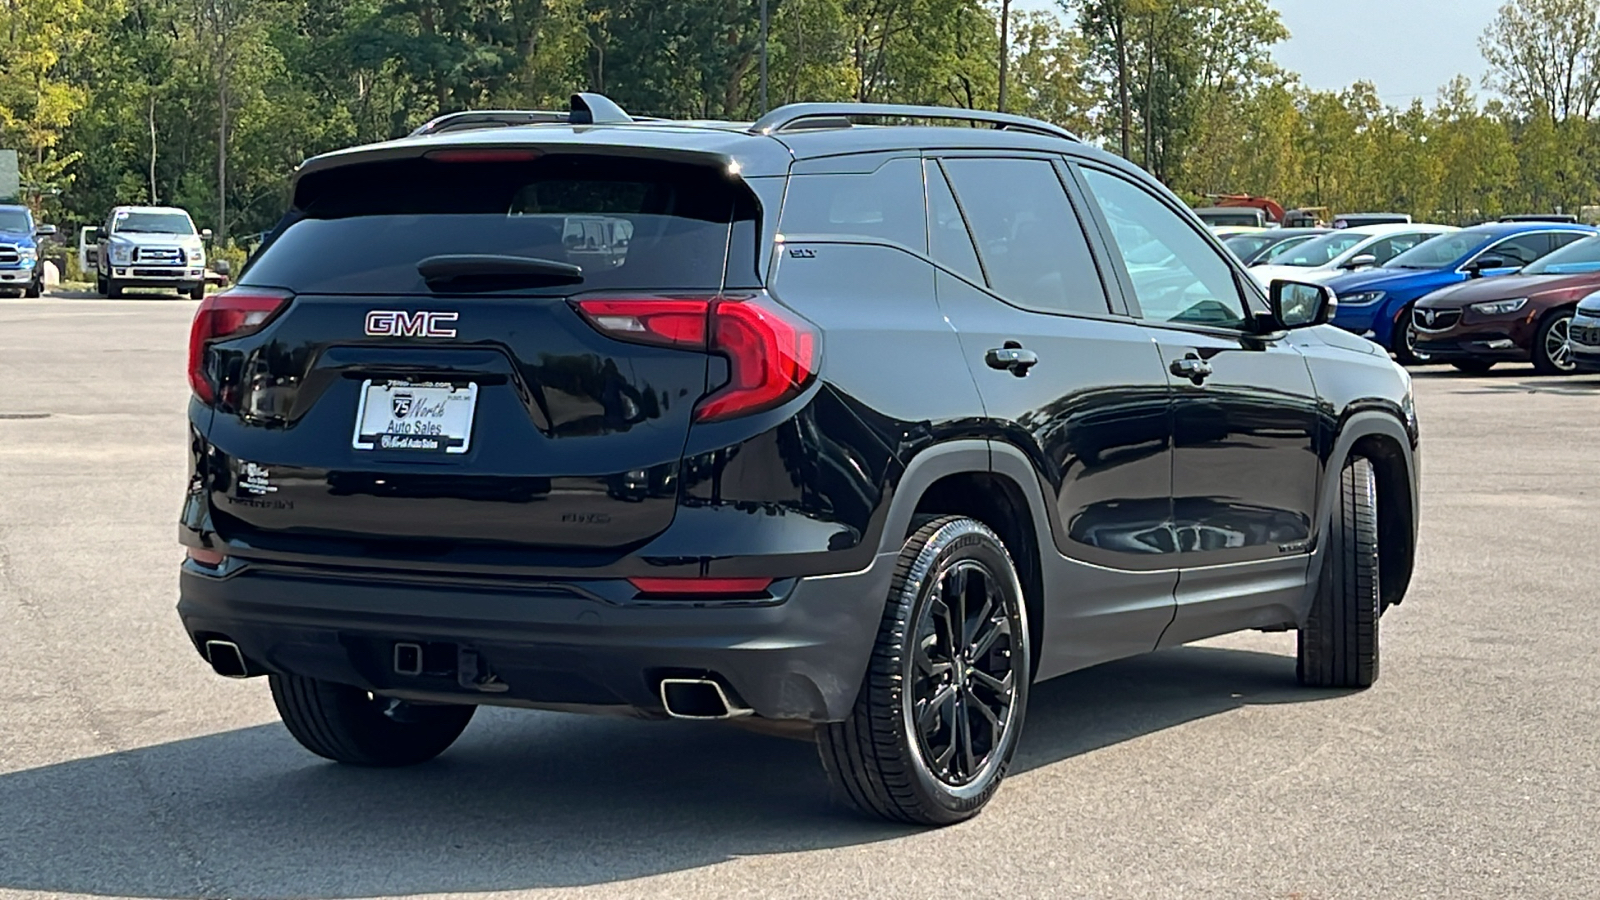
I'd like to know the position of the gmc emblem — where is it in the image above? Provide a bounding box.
[364,309,459,338]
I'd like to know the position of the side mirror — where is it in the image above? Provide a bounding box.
[34,224,57,237]
[213,259,232,276]
[1467,256,1506,277]
[1341,253,1378,269]
[1268,280,1335,330]
[201,228,214,242]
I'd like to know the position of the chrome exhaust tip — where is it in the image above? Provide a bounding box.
[659,677,753,720]
[203,640,251,679]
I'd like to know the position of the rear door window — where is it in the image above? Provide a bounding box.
[1483,233,1553,266]
[941,157,1111,316]
[243,154,754,295]
[924,161,984,283]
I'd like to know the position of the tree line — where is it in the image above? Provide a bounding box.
[0,0,1596,250]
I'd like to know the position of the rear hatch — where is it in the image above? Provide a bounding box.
[196,150,757,553]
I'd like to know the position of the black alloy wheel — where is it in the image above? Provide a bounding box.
[817,516,1030,825]
[908,558,1020,788]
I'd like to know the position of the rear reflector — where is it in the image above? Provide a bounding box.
[627,577,774,597]
[572,292,818,422]
[186,546,225,567]
[188,288,293,404]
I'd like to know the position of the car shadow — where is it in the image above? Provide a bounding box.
[0,646,1347,898]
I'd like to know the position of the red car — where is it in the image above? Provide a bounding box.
[1411,235,1600,374]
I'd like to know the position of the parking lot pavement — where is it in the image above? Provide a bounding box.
[2,298,1597,899]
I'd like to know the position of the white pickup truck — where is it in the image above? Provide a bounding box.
[79,206,211,299]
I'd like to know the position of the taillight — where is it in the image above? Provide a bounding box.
[188,288,292,404]
[571,293,818,422]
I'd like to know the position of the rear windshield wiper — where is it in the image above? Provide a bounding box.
[418,254,584,292]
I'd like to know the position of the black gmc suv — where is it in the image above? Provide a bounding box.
[179,94,1420,825]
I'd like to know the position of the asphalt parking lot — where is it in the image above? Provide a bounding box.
[2,297,1597,899]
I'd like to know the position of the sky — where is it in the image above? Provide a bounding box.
[1014,0,1506,104]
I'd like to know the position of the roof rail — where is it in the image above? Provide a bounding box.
[409,93,642,136]
[750,102,1079,142]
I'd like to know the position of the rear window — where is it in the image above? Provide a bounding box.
[243,154,755,294]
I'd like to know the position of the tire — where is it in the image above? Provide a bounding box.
[1451,359,1495,375]
[1531,310,1578,375]
[105,278,124,299]
[817,516,1030,826]
[95,273,108,296]
[189,283,206,300]
[1391,305,1427,365]
[24,277,41,298]
[1297,457,1381,689]
[269,673,476,767]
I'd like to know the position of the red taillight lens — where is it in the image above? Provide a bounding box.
[627,576,774,597]
[572,298,711,349]
[571,293,818,422]
[696,297,817,423]
[188,288,292,404]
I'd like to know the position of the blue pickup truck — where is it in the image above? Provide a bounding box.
[0,204,56,297]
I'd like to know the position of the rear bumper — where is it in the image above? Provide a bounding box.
[177,552,895,723]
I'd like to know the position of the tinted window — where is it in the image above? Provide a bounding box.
[942,158,1109,316]
[244,155,749,295]
[778,158,926,251]
[1524,235,1600,274]
[0,209,32,232]
[924,162,984,282]
[1080,167,1247,329]
[1484,233,1553,266]
[1551,232,1588,251]
[1223,234,1279,262]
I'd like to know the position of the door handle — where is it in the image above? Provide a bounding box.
[1169,354,1213,383]
[986,341,1039,377]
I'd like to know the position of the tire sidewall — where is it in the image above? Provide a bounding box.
[895,520,1030,817]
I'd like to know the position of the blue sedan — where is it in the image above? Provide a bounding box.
[1322,221,1596,363]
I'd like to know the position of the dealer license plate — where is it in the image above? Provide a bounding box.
[351,380,478,454]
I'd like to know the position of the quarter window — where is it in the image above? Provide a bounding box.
[942,157,1110,316]
[1079,167,1248,329]
[777,157,927,251]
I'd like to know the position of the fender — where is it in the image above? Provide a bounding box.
[1300,409,1419,616]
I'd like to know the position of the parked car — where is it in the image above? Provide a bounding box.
[177,94,1419,826]
[1223,228,1330,266]
[1323,222,1597,363]
[0,205,56,297]
[1570,291,1600,372]
[1250,223,1457,286]
[84,205,211,299]
[1409,235,1600,375]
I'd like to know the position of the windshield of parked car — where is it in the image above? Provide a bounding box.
[1384,231,1492,269]
[1223,234,1280,261]
[1263,232,1364,266]
[113,212,196,235]
[1522,235,1600,275]
[0,210,33,233]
